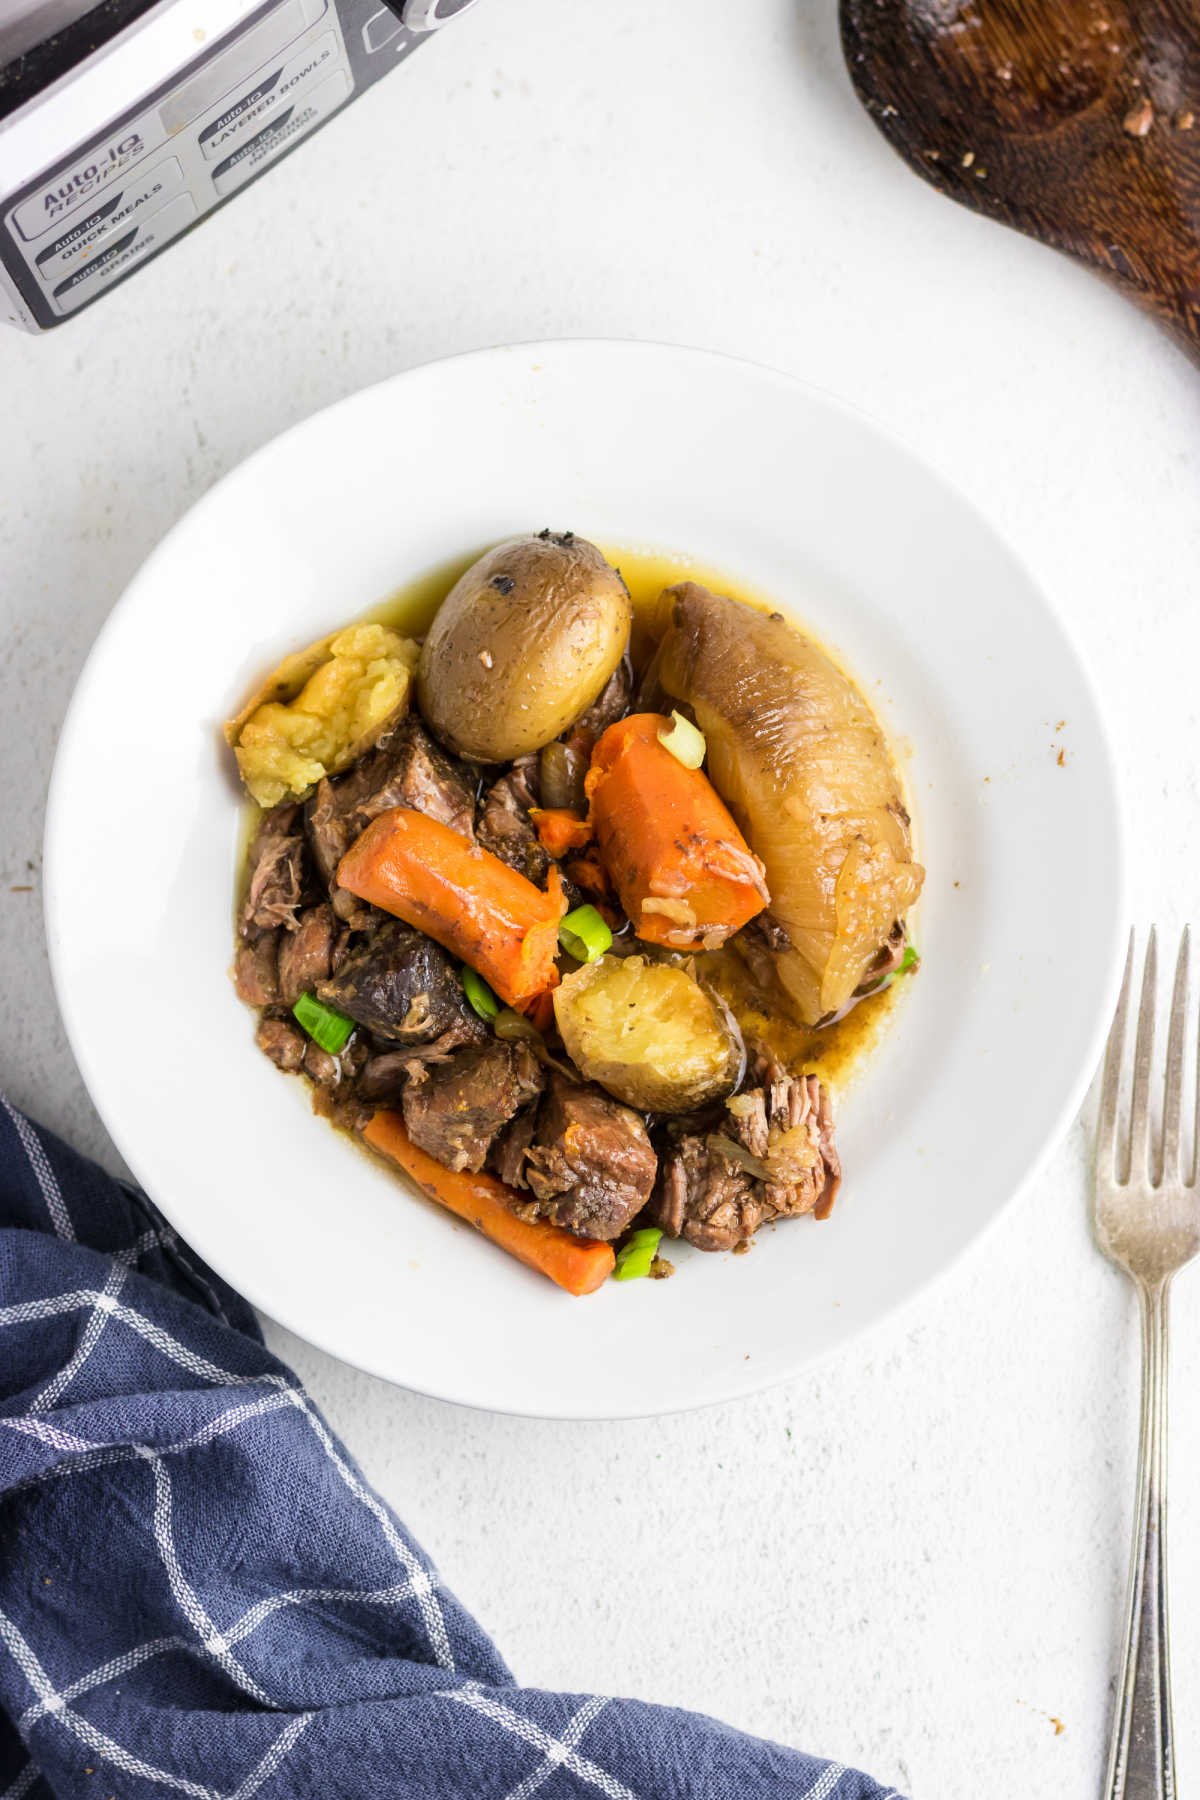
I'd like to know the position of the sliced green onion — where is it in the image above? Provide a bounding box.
[613,1227,663,1282]
[462,966,500,1021]
[559,904,613,964]
[899,944,920,975]
[657,709,706,770]
[293,992,355,1055]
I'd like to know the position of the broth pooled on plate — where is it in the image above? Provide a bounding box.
[226,532,923,1295]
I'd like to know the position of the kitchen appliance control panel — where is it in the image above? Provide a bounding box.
[0,0,480,330]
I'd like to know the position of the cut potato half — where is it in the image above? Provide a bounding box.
[226,623,419,807]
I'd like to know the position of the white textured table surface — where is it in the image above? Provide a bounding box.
[2,3,1200,1794]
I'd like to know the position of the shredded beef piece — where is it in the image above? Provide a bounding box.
[312,1079,371,1135]
[654,1071,840,1250]
[521,1073,657,1240]
[570,659,633,746]
[654,1134,751,1244]
[729,915,791,1008]
[853,919,908,996]
[240,804,306,939]
[476,757,549,884]
[402,1041,545,1173]
[746,1037,787,1088]
[304,1036,368,1090]
[234,934,280,1006]
[316,920,486,1050]
[256,1017,306,1072]
[305,779,354,907]
[305,717,477,921]
[751,911,792,954]
[355,1018,487,1105]
[489,1109,539,1189]
[277,904,336,1007]
[355,1053,412,1106]
[375,715,477,837]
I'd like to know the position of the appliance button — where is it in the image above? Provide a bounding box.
[159,0,327,135]
[33,159,186,285]
[210,69,350,196]
[401,0,480,27]
[362,8,404,53]
[198,32,339,162]
[51,191,198,314]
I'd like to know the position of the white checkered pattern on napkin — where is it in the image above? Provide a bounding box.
[0,1097,902,1800]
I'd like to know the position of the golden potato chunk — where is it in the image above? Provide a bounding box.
[553,954,741,1113]
[228,624,419,808]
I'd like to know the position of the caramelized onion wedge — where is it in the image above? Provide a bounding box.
[656,583,924,1024]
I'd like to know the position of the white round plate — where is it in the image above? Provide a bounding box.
[45,342,1125,1418]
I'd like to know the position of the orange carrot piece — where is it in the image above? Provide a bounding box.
[363,1110,614,1296]
[338,808,566,1012]
[586,713,768,950]
[561,853,621,931]
[529,807,594,858]
[563,850,613,898]
[525,990,556,1034]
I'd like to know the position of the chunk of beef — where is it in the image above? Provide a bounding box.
[488,1108,539,1189]
[305,717,477,921]
[402,1041,545,1173]
[305,1036,369,1090]
[316,920,487,1050]
[256,1016,306,1072]
[476,757,549,885]
[234,933,280,1006]
[355,1023,481,1105]
[751,911,792,954]
[569,658,633,746]
[653,1071,840,1251]
[853,919,908,997]
[729,914,791,1009]
[355,1052,413,1106]
[654,1134,750,1244]
[306,778,374,928]
[306,778,351,893]
[374,715,477,838]
[521,1073,657,1240]
[277,904,336,1007]
[240,804,306,939]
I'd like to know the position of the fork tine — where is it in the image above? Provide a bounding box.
[1129,928,1158,1183]
[1098,930,1135,1183]
[1162,928,1190,1185]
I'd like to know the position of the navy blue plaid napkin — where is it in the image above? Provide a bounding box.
[0,1096,902,1800]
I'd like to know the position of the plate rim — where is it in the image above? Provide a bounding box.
[42,337,1129,1418]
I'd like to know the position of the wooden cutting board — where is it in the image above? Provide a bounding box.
[840,0,1200,366]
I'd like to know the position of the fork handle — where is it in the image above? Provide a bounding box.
[1104,1279,1176,1800]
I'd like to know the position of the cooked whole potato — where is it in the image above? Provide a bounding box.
[553,954,742,1113]
[227,624,419,808]
[417,532,631,762]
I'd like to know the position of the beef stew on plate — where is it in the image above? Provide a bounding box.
[226,533,924,1295]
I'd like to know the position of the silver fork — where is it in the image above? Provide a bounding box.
[1095,927,1200,1800]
